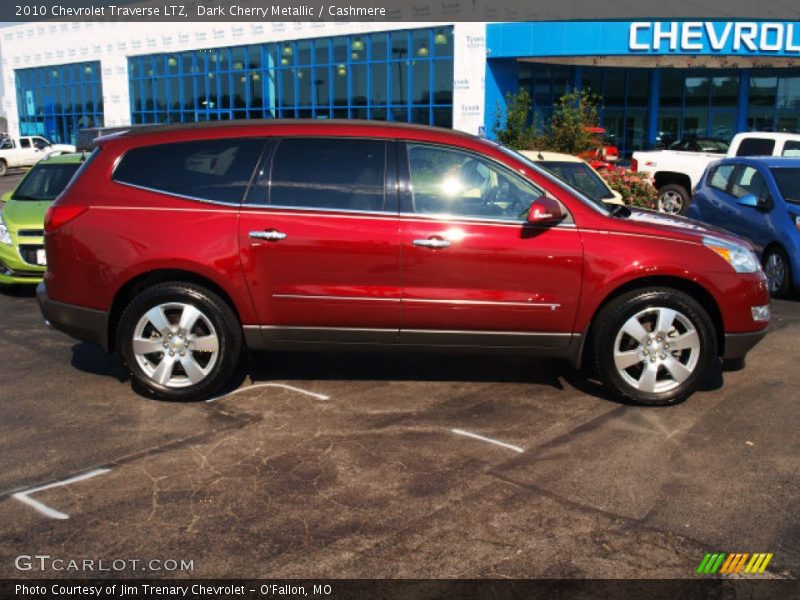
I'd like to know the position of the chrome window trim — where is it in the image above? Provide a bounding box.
[112,180,243,207]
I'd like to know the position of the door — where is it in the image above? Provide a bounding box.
[239,137,401,343]
[723,164,776,252]
[694,163,737,224]
[18,138,41,166]
[398,142,584,347]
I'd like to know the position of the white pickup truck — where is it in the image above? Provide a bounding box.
[633,132,800,214]
[0,136,76,176]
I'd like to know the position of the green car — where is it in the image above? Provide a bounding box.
[0,153,85,285]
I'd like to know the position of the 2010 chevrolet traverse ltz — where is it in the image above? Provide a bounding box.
[38,121,770,405]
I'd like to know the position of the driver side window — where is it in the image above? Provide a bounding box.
[405,143,542,221]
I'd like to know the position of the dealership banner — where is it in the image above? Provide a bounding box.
[3,579,800,599]
[5,0,800,22]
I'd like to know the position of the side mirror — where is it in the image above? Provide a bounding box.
[1,191,11,202]
[737,193,758,208]
[527,195,565,225]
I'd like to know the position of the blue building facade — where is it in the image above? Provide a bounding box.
[486,21,800,156]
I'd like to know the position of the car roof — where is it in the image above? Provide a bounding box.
[39,152,85,164]
[718,156,800,168]
[95,119,481,146]
[731,131,800,142]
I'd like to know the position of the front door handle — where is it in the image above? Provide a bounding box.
[413,238,451,249]
[249,229,287,241]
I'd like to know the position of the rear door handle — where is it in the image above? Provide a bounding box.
[413,238,451,249]
[249,229,287,241]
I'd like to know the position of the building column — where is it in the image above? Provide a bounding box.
[737,69,750,133]
[483,58,519,140]
[647,69,660,149]
[451,23,487,135]
[101,53,133,127]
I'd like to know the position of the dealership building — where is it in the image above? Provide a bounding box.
[2,19,799,156]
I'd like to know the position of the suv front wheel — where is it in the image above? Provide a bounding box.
[117,282,242,401]
[592,288,717,406]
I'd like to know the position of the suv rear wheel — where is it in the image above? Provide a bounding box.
[117,282,242,401]
[592,288,717,406]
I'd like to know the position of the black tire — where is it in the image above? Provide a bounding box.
[117,282,242,401]
[763,246,792,299]
[592,288,717,406]
[657,183,690,215]
[0,160,7,177]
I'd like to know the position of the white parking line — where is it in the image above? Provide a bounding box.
[206,382,330,403]
[12,468,111,520]
[451,428,524,453]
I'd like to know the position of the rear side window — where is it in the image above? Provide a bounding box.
[782,140,800,157]
[736,138,775,157]
[708,164,735,192]
[20,138,31,148]
[113,138,266,203]
[265,138,387,211]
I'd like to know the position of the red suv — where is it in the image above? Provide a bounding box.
[37,121,770,405]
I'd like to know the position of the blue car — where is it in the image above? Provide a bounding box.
[687,157,800,298]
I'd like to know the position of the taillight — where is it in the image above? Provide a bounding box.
[44,205,88,233]
[630,159,638,172]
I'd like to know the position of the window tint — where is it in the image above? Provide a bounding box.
[782,140,800,157]
[267,138,386,211]
[708,164,735,192]
[771,167,800,204]
[113,138,265,203]
[736,138,775,157]
[20,138,31,148]
[406,143,543,221]
[731,166,769,202]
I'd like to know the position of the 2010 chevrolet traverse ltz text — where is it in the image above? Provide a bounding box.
[37,121,770,405]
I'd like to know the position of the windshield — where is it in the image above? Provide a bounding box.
[537,161,615,202]
[770,167,800,204]
[12,162,81,201]
[496,145,612,215]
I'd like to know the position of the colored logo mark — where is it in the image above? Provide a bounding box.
[697,552,773,574]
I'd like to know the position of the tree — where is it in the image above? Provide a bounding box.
[493,89,537,150]
[545,88,602,155]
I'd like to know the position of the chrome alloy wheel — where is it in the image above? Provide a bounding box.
[764,252,787,294]
[612,307,701,394]
[132,302,219,389]
[658,190,683,214]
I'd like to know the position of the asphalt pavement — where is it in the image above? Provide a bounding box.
[0,170,797,579]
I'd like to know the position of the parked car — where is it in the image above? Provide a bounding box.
[38,121,769,405]
[579,126,620,171]
[632,132,800,215]
[519,150,624,205]
[0,153,85,285]
[687,156,800,298]
[0,136,76,176]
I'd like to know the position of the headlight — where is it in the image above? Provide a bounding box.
[703,236,759,274]
[0,215,11,245]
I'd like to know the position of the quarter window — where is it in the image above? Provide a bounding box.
[113,138,266,203]
[20,138,31,149]
[708,164,735,193]
[406,144,543,221]
[265,138,387,212]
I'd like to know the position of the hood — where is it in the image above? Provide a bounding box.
[1,198,51,231]
[625,208,751,248]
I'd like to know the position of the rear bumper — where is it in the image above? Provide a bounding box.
[37,282,109,351]
[723,329,768,361]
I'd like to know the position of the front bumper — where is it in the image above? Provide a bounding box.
[0,243,44,284]
[37,282,109,350]
[723,329,768,361]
